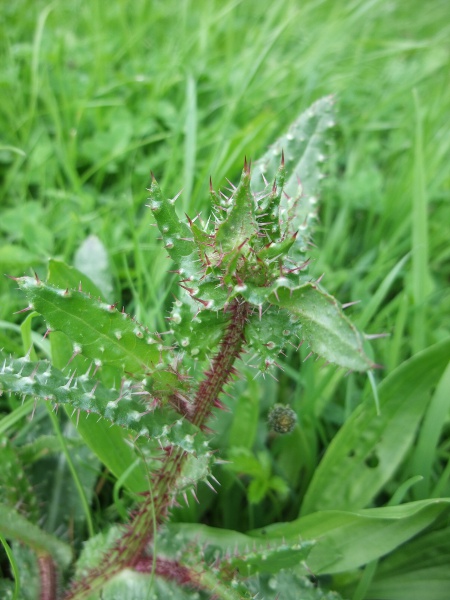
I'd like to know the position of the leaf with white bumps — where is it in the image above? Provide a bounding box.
[0,355,205,454]
[17,276,187,396]
[268,282,374,372]
[251,95,335,249]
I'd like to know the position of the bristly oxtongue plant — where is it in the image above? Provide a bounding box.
[0,96,375,599]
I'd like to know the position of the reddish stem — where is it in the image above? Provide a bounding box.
[134,556,198,589]
[193,299,249,427]
[38,554,57,600]
[64,300,249,600]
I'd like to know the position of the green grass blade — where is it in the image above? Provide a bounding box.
[409,361,450,499]
[0,534,20,600]
[411,89,431,354]
[301,338,450,514]
[251,499,450,575]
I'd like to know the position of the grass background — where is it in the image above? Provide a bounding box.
[0,0,449,596]
[1,0,448,344]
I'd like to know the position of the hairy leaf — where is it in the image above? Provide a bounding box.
[0,436,39,521]
[161,523,314,577]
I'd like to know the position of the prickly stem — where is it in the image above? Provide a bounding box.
[193,300,249,427]
[63,300,250,600]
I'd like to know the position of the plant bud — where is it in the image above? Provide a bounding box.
[268,404,297,434]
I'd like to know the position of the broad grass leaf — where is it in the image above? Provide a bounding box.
[250,499,450,575]
[363,525,450,600]
[301,338,450,514]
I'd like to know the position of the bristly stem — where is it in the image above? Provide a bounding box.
[193,299,249,427]
[64,300,249,600]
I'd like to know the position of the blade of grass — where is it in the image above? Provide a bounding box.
[183,74,197,211]
[409,361,450,499]
[411,88,430,354]
[0,534,20,600]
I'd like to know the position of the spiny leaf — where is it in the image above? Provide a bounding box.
[246,306,298,371]
[0,355,205,454]
[170,294,229,362]
[147,178,203,282]
[251,95,335,249]
[17,276,174,381]
[147,178,195,256]
[224,540,313,577]
[161,522,314,582]
[254,162,286,245]
[249,572,345,600]
[268,282,374,372]
[215,167,257,253]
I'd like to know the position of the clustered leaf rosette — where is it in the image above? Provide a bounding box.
[148,97,374,375]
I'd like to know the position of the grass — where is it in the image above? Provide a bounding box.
[1,0,449,598]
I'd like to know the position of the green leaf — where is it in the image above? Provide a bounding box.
[251,95,335,249]
[250,499,450,575]
[169,292,229,362]
[0,436,39,522]
[227,539,311,577]
[74,235,114,302]
[268,282,374,372]
[0,503,72,568]
[74,525,250,600]
[47,261,150,494]
[163,522,314,578]
[147,177,200,279]
[409,360,450,499]
[364,525,450,600]
[48,258,106,299]
[301,338,450,514]
[0,355,204,455]
[249,573,345,600]
[246,305,297,370]
[72,412,150,494]
[215,166,257,253]
[0,436,39,521]
[248,478,269,504]
[100,571,202,600]
[228,376,260,449]
[17,276,176,385]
